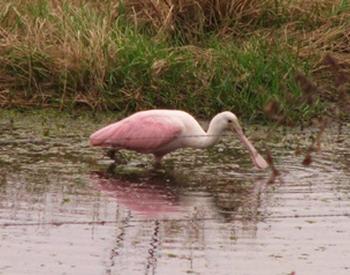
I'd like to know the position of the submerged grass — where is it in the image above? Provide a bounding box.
[0,0,349,121]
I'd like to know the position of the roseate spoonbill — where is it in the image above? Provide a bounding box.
[89,110,268,169]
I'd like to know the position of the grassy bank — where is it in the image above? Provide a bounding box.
[0,0,349,122]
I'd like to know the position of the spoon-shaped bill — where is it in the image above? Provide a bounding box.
[232,127,269,170]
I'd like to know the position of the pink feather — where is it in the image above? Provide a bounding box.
[89,112,182,153]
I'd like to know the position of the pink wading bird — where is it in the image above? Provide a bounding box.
[89,109,268,169]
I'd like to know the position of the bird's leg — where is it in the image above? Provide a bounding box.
[107,162,116,174]
[106,148,116,160]
[153,155,163,169]
[105,148,128,164]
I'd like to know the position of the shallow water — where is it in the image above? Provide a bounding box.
[0,111,349,275]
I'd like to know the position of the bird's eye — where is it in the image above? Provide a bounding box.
[227,119,233,123]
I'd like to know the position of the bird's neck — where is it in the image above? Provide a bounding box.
[195,119,223,148]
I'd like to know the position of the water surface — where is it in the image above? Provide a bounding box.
[0,111,349,275]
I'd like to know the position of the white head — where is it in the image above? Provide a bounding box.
[210,111,240,133]
[212,111,269,170]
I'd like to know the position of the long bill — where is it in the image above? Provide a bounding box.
[231,126,269,170]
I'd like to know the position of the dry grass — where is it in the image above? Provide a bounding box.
[0,0,349,120]
[124,0,265,39]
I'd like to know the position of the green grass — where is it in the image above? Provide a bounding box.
[0,0,349,122]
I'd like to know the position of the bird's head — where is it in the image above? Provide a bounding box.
[212,111,241,134]
[217,111,241,131]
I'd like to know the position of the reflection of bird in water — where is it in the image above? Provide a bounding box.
[91,171,271,272]
[210,178,268,223]
[90,171,182,217]
[89,109,268,168]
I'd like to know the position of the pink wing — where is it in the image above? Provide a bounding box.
[89,114,182,152]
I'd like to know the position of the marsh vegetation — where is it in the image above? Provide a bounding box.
[0,0,349,122]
